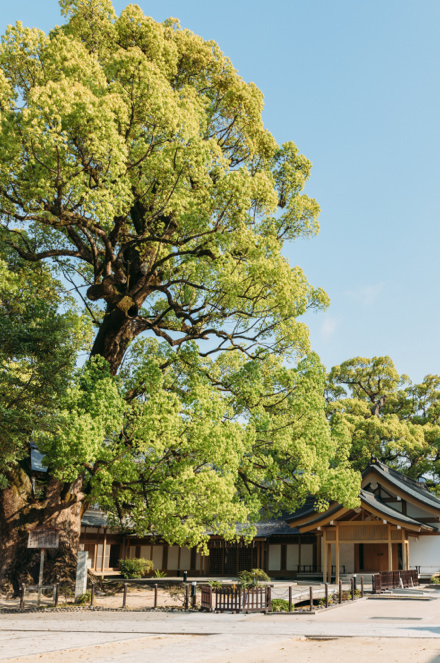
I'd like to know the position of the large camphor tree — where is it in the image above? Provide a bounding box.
[0,0,359,583]
[326,356,440,491]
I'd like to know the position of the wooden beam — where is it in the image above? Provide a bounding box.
[388,525,392,571]
[359,503,425,532]
[101,528,107,572]
[299,506,350,533]
[335,524,340,585]
[402,529,408,570]
[362,471,440,516]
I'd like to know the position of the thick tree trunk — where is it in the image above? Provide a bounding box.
[0,466,84,594]
[90,306,141,374]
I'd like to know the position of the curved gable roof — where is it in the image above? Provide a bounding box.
[362,459,440,513]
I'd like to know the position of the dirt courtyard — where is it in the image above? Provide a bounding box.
[4,635,440,663]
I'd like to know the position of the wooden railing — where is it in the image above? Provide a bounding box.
[200,585,213,611]
[200,585,271,613]
[372,569,419,594]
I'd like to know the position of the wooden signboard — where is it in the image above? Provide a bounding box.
[28,528,60,549]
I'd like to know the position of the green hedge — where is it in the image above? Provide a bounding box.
[119,558,154,579]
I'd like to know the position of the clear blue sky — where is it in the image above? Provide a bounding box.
[2,0,440,383]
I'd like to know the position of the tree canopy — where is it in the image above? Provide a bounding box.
[0,0,360,559]
[326,356,440,492]
[0,245,87,487]
[0,0,327,375]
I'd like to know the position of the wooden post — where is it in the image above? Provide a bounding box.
[322,530,327,583]
[90,583,95,607]
[335,524,340,586]
[266,585,272,614]
[339,579,342,604]
[325,583,328,608]
[122,583,127,608]
[361,576,364,598]
[288,585,292,612]
[54,583,59,608]
[20,583,25,610]
[406,540,410,571]
[154,583,158,609]
[37,549,45,607]
[402,531,408,570]
[298,534,302,572]
[185,583,189,610]
[316,533,321,573]
[387,525,393,571]
[93,540,98,571]
[309,585,313,612]
[101,529,107,573]
[327,543,332,583]
[351,577,355,600]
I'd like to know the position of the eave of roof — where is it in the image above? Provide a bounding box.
[360,489,434,531]
[285,490,435,534]
[290,503,349,532]
[362,459,440,513]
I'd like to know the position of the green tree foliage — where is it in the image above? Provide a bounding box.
[39,345,359,549]
[0,0,327,375]
[326,356,440,490]
[0,0,360,557]
[0,246,88,486]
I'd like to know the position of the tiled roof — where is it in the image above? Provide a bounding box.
[364,459,440,511]
[360,489,434,530]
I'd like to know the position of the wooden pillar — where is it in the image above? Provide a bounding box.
[101,528,107,573]
[387,525,392,571]
[327,543,332,583]
[335,524,340,586]
[316,534,321,572]
[406,540,410,570]
[402,530,408,570]
[93,540,98,572]
[298,534,302,571]
[322,530,327,583]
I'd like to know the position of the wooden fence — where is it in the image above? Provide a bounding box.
[372,569,419,594]
[200,585,271,613]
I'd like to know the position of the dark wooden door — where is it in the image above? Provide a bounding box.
[358,544,388,572]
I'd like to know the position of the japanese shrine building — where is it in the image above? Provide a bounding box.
[286,458,440,583]
[79,459,440,578]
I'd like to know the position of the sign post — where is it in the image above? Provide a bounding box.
[28,529,60,607]
[75,551,89,599]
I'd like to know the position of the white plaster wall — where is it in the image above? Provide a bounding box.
[268,544,281,570]
[140,545,151,559]
[328,543,355,574]
[180,546,191,570]
[301,544,314,566]
[286,544,298,570]
[167,545,179,569]
[409,536,440,573]
[151,545,163,569]
[406,503,440,530]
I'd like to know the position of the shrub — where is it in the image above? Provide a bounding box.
[153,569,167,578]
[119,558,154,579]
[430,574,440,584]
[238,569,270,588]
[208,580,223,590]
[75,591,91,604]
[271,598,290,612]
